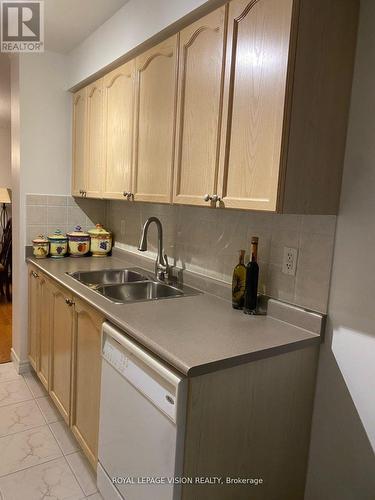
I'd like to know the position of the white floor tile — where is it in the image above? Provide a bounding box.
[0,400,45,437]
[0,457,85,500]
[86,493,103,499]
[36,395,63,424]
[0,424,62,477]
[0,379,33,408]
[66,451,97,496]
[23,371,48,398]
[0,363,21,383]
[50,421,80,455]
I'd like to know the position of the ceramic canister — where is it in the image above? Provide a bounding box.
[32,235,49,259]
[48,229,68,258]
[88,224,112,257]
[67,225,90,257]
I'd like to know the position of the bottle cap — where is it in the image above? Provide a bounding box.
[251,236,259,244]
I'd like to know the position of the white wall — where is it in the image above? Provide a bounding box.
[67,0,210,88]
[305,0,375,498]
[11,51,72,366]
[20,52,72,195]
[0,54,11,187]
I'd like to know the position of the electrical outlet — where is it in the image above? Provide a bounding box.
[120,220,126,236]
[282,247,298,276]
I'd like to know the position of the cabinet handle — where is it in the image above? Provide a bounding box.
[127,192,134,200]
[123,191,129,198]
[65,298,75,307]
[31,271,39,279]
[211,194,221,203]
[203,194,212,202]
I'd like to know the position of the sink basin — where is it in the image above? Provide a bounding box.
[68,267,201,303]
[67,268,150,286]
[96,281,185,304]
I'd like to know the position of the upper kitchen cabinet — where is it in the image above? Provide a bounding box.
[103,61,135,200]
[86,79,105,198]
[173,7,226,207]
[72,87,87,197]
[132,35,178,203]
[218,0,358,213]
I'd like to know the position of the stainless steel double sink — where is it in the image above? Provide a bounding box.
[67,268,200,304]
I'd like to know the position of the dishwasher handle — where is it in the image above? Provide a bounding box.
[102,322,185,390]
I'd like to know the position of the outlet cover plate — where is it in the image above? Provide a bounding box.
[282,247,298,276]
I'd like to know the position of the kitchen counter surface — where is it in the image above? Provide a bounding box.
[27,250,322,376]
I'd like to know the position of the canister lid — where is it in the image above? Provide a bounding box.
[48,229,67,240]
[88,223,111,236]
[32,234,48,244]
[67,225,90,237]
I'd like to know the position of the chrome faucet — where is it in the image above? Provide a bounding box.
[138,217,169,281]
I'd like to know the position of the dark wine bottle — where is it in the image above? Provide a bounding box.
[244,237,259,314]
[232,250,246,309]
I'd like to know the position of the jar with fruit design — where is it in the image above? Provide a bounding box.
[67,225,90,257]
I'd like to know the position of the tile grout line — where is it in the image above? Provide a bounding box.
[64,451,97,498]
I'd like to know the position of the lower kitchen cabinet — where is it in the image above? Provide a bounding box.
[27,265,39,371]
[27,264,104,469]
[49,280,74,424]
[37,273,52,390]
[27,266,52,390]
[71,299,104,468]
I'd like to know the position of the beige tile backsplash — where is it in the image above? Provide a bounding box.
[106,201,336,313]
[26,194,107,245]
[25,194,336,313]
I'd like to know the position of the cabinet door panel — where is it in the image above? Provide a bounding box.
[72,88,87,196]
[71,300,103,468]
[49,283,73,424]
[133,35,178,203]
[218,0,293,211]
[37,275,51,390]
[103,62,135,199]
[28,267,39,370]
[174,7,226,206]
[86,79,104,198]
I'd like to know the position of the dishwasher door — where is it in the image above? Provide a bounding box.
[97,322,187,500]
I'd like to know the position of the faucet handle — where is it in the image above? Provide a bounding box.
[164,253,169,270]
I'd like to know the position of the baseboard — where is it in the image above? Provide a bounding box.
[10,348,31,374]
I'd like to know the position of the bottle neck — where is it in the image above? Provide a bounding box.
[250,243,258,262]
[239,252,245,265]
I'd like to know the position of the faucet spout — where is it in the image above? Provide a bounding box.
[138,217,169,281]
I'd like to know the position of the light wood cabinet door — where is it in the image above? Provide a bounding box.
[72,88,88,196]
[173,7,226,207]
[71,299,103,468]
[49,282,74,424]
[133,35,178,203]
[37,274,52,390]
[86,79,104,198]
[28,266,39,370]
[218,0,294,211]
[103,61,135,200]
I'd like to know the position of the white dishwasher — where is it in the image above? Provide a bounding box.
[97,322,187,500]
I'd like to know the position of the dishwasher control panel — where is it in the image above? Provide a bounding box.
[102,331,179,422]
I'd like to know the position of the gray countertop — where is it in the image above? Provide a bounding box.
[26,250,321,377]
